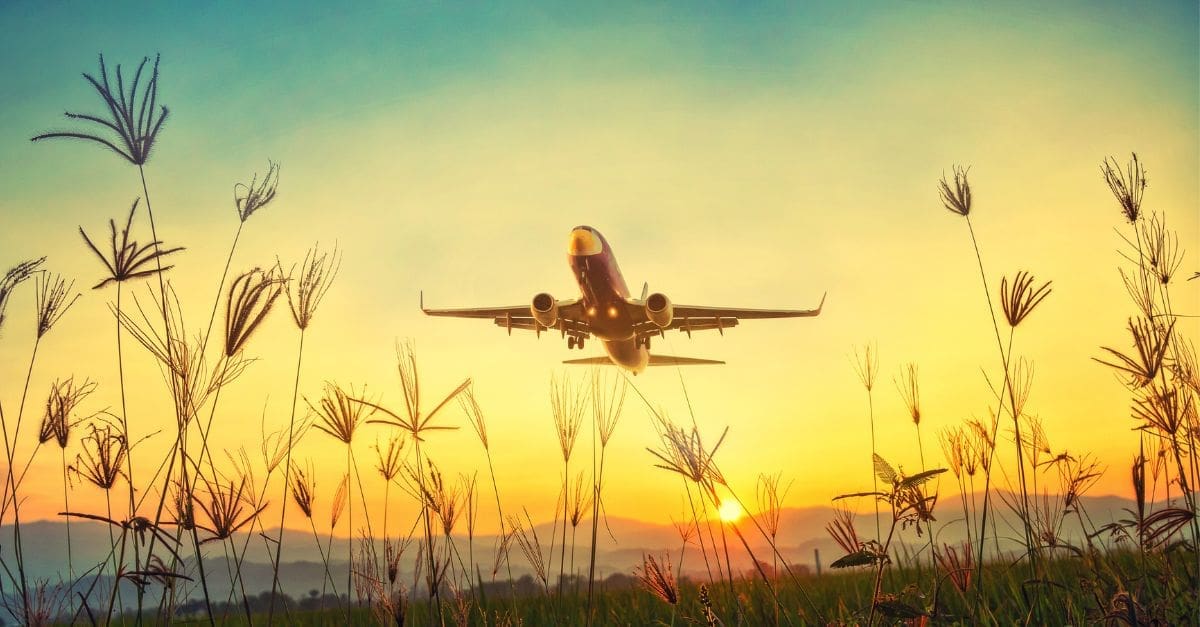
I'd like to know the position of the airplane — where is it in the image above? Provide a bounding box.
[421,225,825,374]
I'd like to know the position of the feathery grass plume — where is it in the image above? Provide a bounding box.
[635,553,678,605]
[552,373,588,463]
[374,434,406,482]
[261,411,312,473]
[310,383,375,444]
[290,461,317,519]
[449,584,473,627]
[852,341,883,544]
[194,473,265,544]
[283,243,341,330]
[235,160,280,222]
[551,373,587,593]
[1136,213,1184,285]
[852,342,879,391]
[756,472,792,543]
[895,363,921,427]
[31,54,168,165]
[171,480,195,531]
[38,377,96,448]
[329,473,350,530]
[1094,318,1175,388]
[359,342,470,441]
[934,542,974,594]
[825,506,862,556]
[1101,153,1147,224]
[940,427,966,479]
[649,419,730,497]
[0,258,46,332]
[698,584,719,627]
[938,165,972,216]
[509,510,550,592]
[33,272,80,338]
[79,200,183,290]
[1055,452,1104,512]
[70,422,128,490]
[385,536,412,585]
[457,385,489,450]
[591,368,626,447]
[224,267,283,356]
[1000,271,1052,328]
[1133,384,1194,438]
[370,586,407,627]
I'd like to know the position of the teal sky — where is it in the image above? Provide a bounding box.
[0,1,1197,528]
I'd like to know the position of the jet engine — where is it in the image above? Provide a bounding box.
[645,292,673,328]
[531,293,558,328]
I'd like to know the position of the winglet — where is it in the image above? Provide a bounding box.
[816,291,827,314]
[419,290,427,314]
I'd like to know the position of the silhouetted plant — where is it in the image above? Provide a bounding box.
[0,257,45,332]
[31,54,168,165]
[1101,153,1147,224]
[224,267,283,357]
[1000,271,1052,328]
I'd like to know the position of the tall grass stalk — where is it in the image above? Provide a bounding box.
[585,369,625,626]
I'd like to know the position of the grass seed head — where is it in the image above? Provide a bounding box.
[34,271,81,338]
[0,257,46,332]
[80,199,184,290]
[938,165,972,217]
[31,54,169,165]
[1102,152,1147,224]
[235,160,280,222]
[1000,270,1052,328]
[224,266,284,356]
[635,552,678,606]
[282,243,341,330]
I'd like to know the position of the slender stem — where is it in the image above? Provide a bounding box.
[267,329,306,624]
[62,447,75,584]
[346,444,353,624]
[413,437,443,625]
[0,336,40,625]
[559,457,569,595]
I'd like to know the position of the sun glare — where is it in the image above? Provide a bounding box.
[718,500,743,523]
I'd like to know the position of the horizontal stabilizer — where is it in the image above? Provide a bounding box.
[648,355,725,366]
[562,355,725,367]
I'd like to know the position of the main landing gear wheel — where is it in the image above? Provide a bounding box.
[567,337,576,349]
[577,337,586,349]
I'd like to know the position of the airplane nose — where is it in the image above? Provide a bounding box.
[568,228,603,256]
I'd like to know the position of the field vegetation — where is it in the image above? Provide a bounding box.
[0,54,1196,625]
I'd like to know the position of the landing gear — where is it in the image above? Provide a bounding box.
[636,336,652,350]
[567,337,576,349]
[567,336,586,350]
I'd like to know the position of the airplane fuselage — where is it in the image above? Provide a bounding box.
[568,226,650,373]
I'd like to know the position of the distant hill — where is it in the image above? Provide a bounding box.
[2,491,1148,608]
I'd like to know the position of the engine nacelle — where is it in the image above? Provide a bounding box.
[531,292,558,328]
[645,292,673,328]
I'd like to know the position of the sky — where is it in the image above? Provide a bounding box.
[0,1,1197,537]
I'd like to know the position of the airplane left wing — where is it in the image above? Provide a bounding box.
[420,292,588,336]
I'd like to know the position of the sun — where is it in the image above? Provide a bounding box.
[718,500,743,523]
